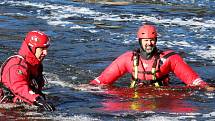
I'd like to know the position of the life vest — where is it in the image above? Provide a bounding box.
[130,49,176,88]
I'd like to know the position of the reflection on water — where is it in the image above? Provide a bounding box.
[95,86,198,113]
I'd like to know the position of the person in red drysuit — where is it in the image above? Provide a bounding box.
[0,31,55,111]
[90,24,214,91]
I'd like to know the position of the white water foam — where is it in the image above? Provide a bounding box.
[137,115,180,121]
[0,12,25,16]
[2,1,99,30]
[28,114,101,121]
[2,0,215,62]
[43,72,105,93]
[3,1,215,29]
[95,15,215,28]
[203,111,215,118]
[190,44,215,63]
[44,72,76,88]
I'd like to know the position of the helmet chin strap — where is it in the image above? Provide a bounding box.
[27,45,36,55]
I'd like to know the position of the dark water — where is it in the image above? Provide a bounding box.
[0,0,215,120]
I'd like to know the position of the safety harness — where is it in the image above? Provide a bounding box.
[130,49,176,88]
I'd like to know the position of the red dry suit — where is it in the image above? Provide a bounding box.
[90,49,208,87]
[0,41,45,105]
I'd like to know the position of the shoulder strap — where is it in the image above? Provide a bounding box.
[0,55,25,83]
[130,49,140,88]
[151,53,160,80]
[133,49,140,66]
[163,51,176,59]
[160,51,177,65]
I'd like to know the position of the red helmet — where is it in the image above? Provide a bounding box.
[25,31,50,53]
[137,25,157,39]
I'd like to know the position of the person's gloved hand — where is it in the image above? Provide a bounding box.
[34,96,55,111]
[38,91,46,100]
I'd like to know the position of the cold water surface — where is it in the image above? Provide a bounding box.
[0,0,215,120]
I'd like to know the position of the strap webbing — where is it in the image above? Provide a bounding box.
[130,50,139,88]
[130,50,177,88]
[162,52,176,59]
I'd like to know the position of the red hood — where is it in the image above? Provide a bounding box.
[18,41,40,66]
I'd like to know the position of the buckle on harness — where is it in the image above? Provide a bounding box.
[154,82,160,87]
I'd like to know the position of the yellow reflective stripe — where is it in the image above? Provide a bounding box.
[130,80,135,88]
[134,65,138,79]
[152,76,156,80]
[151,68,156,80]
[154,82,160,87]
[151,68,156,74]
[133,91,139,98]
[151,67,159,87]
[130,54,138,88]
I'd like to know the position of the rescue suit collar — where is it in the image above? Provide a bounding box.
[18,41,40,66]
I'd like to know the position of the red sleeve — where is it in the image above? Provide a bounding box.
[8,65,39,104]
[167,54,208,87]
[90,52,132,85]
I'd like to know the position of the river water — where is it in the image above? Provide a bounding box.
[0,0,215,120]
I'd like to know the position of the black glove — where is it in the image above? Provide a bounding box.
[38,91,46,100]
[34,96,55,112]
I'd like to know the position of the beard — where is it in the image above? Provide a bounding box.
[144,46,155,54]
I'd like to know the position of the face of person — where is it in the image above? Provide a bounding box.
[139,38,157,53]
[35,47,48,61]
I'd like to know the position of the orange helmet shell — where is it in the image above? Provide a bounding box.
[137,25,157,39]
